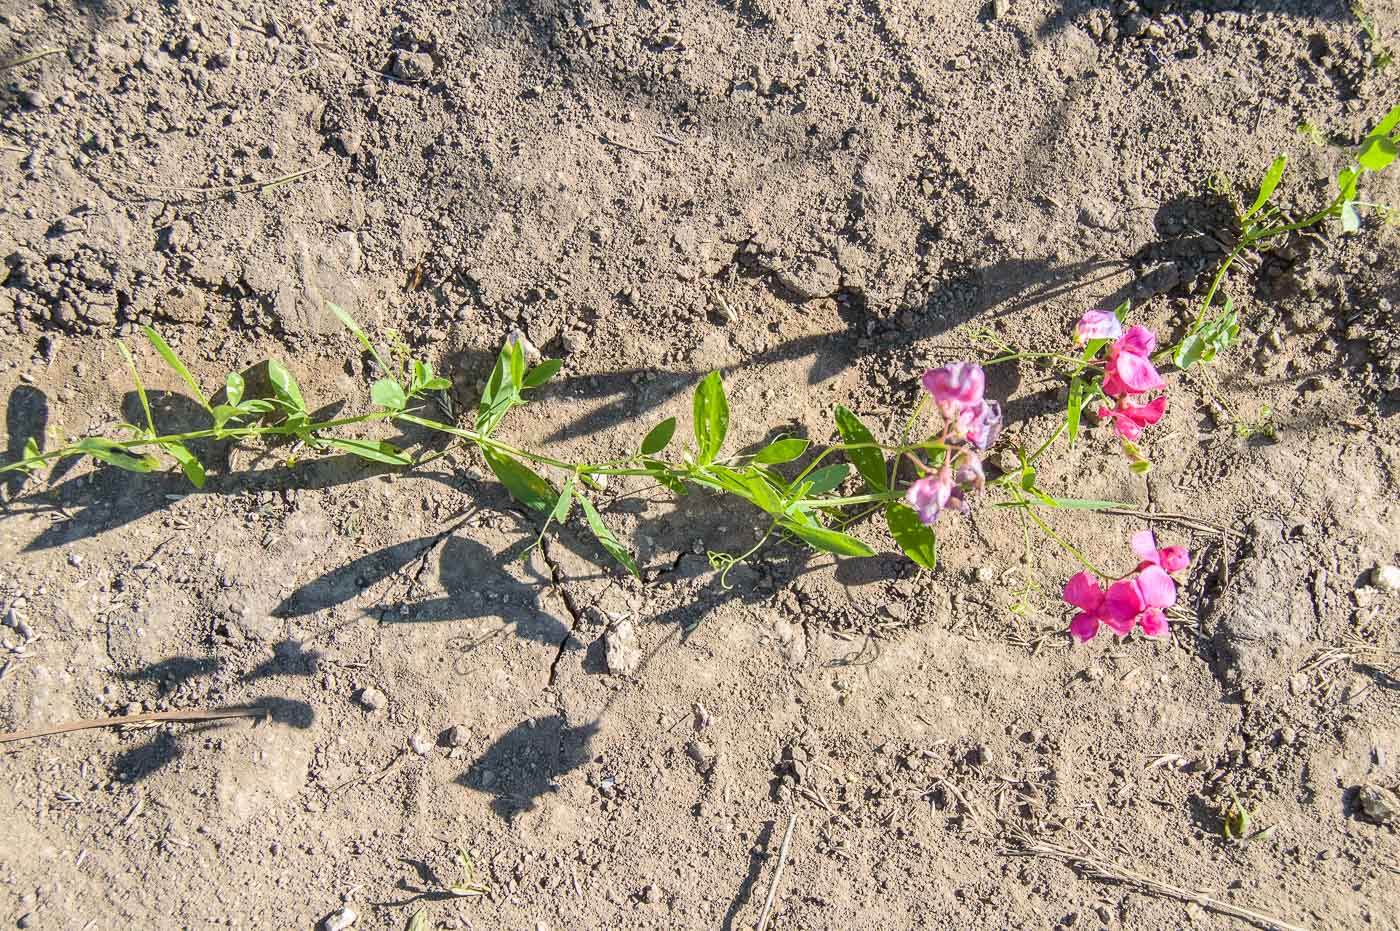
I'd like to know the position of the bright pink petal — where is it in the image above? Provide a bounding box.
[1063,571,1105,612]
[1100,370,1129,399]
[1102,579,1144,635]
[1130,530,1159,563]
[1075,310,1123,345]
[1115,324,1158,357]
[1136,565,1177,609]
[1138,607,1168,638]
[1111,352,1165,394]
[1133,395,1167,424]
[921,363,984,408]
[1113,414,1145,441]
[1157,546,1190,573]
[1069,612,1100,643]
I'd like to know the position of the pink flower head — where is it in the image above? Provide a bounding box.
[1102,325,1165,398]
[959,399,1003,450]
[1096,396,1167,441]
[1063,571,1142,642]
[954,451,985,491]
[1075,309,1123,345]
[905,468,954,525]
[1131,530,1191,574]
[921,363,985,413]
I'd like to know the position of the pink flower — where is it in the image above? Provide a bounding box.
[954,452,985,490]
[921,363,984,413]
[905,468,954,525]
[1131,530,1190,574]
[1075,309,1123,345]
[959,399,1003,450]
[1096,396,1167,441]
[1063,571,1142,642]
[1102,325,1165,398]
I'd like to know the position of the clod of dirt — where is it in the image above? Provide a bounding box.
[1370,565,1400,593]
[321,907,357,931]
[685,738,716,776]
[773,255,840,301]
[409,732,431,756]
[603,619,642,676]
[443,725,470,747]
[390,51,434,80]
[1358,784,1400,824]
[1209,518,1316,688]
[356,687,387,711]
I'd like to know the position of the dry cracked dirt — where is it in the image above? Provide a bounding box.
[1,0,1400,929]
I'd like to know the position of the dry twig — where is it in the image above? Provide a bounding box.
[1,706,267,747]
[1004,828,1310,931]
[87,160,330,198]
[756,813,797,931]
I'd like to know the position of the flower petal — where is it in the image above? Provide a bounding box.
[1157,546,1191,573]
[1100,370,1129,399]
[1112,351,1166,394]
[1138,607,1169,638]
[1102,579,1144,634]
[1116,324,1158,357]
[1136,564,1177,609]
[1130,530,1159,563]
[920,362,984,408]
[1075,310,1123,345]
[1063,571,1105,612]
[1069,612,1100,643]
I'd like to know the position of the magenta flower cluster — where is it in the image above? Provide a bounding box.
[1075,312,1168,442]
[1063,531,1191,642]
[904,362,1002,526]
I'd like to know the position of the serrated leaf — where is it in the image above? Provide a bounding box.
[371,378,407,410]
[884,503,936,569]
[267,359,306,415]
[482,447,557,514]
[522,358,562,389]
[640,417,676,455]
[1066,377,1085,445]
[1243,154,1287,220]
[834,406,886,491]
[165,441,206,487]
[74,438,159,473]
[753,437,809,465]
[803,463,850,496]
[578,494,639,578]
[143,326,208,409]
[225,372,245,408]
[1358,136,1398,172]
[692,372,729,465]
[780,520,875,557]
[324,438,413,465]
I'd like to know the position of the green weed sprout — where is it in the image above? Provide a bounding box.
[1172,102,1400,370]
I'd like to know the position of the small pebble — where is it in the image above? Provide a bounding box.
[409,732,431,756]
[642,884,661,905]
[1370,565,1400,593]
[357,687,387,711]
[444,724,470,747]
[322,907,357,931]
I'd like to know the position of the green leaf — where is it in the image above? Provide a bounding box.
[324,438,413,465]
[476,347,519,435]
[482,447,556,514]
[780,520,876,557]
[578,495,639,578]
[115,340,155,436]
[552,474,576,524]
[1066,377,1084,446]
[1337,167,1359,200]
[225,372,245,408]
[406,909,428,931]
[1242,154,1287,220]
[1041,497,1130,510]
[164,442,206,488]
[884,503,936,569]
[328,302,393,376]
[522,358,563,389]
[1129,459,1152,475]
[803,463,849,496]
[1341,201,1361,233]
[1358,136,1398,172]
[370,378,407,410]
[267,360,307,416]
[642,457,687,495]
[420,376,452,392]
[1174,330,1207,369]
[692,372,729,465]
[1368,103,1400,141]
[508,340,525,390]
[640,417,677,455]
[239,399,276,414]
[74,438,159,473]
[753,437,809,465]
[834,406,886,491]
[142,327,208,409]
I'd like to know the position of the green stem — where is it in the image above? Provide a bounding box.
[1023,506,1106,578]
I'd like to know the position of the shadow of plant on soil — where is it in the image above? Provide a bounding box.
[106,643,315,783]
[454,714,602,821]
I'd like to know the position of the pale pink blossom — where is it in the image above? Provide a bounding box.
[921,363,984,413]
[905,468,954,525]
[1075,309,1123,345]
[1097,396,1167,441]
